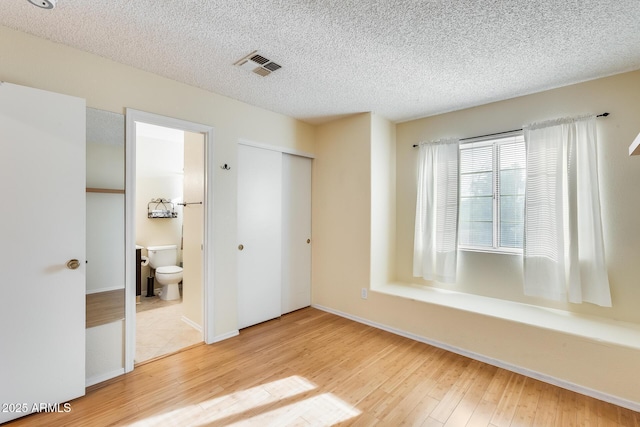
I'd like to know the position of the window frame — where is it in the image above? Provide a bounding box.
[458,131,525,255]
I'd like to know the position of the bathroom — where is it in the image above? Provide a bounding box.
[135,122,204,363]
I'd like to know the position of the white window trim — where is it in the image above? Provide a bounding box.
[458,131,525,255]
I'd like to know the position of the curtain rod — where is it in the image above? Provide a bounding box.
[412,112,610,147]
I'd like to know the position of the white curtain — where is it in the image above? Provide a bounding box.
[523,115,611,306]
[413,138,459,283]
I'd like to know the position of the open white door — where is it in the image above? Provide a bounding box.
[0,82,86,423]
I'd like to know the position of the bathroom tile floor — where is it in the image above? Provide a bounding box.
[135,296,202,364]
[136,292,181,313]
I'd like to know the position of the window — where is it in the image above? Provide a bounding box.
[458,133,526,253]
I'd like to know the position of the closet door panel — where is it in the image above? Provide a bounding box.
[282,154,312,314]
[237,144,282,329]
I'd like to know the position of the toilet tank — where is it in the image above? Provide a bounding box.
[146,245,177,269]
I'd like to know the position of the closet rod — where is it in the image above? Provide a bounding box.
[412,112,610,148]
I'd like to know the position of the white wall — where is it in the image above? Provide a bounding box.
[86,109,126,294]
[85,108,126,386]
[86,321,124,386]
[86,192,125,293]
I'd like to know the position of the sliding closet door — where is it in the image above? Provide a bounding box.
[282,154,312,314]
[237,144,282,329]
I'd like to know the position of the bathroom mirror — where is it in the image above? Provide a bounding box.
[85,107,125,328]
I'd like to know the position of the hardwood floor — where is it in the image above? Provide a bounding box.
[7,307,639,426]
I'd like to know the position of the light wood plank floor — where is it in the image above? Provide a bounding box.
[7,307,639,426]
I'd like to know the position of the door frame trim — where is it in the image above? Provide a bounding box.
[124,109,215,372]
[238,138,315,159]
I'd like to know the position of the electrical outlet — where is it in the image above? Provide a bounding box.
[361,288,368,299]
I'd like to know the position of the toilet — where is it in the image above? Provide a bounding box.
[146,245,183,301]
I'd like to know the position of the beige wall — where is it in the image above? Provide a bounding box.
[396,70,640,323]
[2,23,314,382]
[7,22,640,404]
[312,71,640,404]
[312,113,372,312]
[0,25,315,339]
[182,131,205,328]
[370,114,397,286]
[136,133,184,290]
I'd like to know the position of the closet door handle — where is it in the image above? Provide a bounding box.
[66,259,80,270]
[238,244,244,251]
[306,239,311,244]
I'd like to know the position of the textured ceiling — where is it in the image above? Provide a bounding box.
[1,0,640,124]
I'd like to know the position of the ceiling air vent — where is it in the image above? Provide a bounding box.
[253,67,271,77]
[234,51,282,77]
[249,54,269,65]
[263,62,281,72]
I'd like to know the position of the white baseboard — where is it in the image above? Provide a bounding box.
[85,368,125,388]
[181,315,203,333]
[207,329,239,344]
[312,304,640,413]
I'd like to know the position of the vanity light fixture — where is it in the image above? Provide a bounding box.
[27,0,57,9]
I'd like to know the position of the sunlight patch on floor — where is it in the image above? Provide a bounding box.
[195,375,317,421]
[126,375,320,426]
[220,392,362,426]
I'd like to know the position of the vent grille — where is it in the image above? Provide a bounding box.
[253,67,271,77]
[263,62,281,72]
[250,54,269,65]
[235,51,282,77]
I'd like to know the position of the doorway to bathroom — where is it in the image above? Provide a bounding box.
[134,123,204,363]
[125,110,215,371]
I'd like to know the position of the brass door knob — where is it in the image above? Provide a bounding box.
[238,244,244,251]
[66,259,80,270]
[306,239,311,244]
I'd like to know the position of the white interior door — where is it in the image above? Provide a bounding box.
[237,144,282,329]
[0,82,86,423]
[282,154,312,314]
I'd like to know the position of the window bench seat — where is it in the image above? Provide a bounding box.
[372,282,640,351]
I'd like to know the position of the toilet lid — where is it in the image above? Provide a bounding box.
[156,266,182,274]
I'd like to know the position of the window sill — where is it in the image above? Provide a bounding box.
[458,247,522,256]
[372,282,640,351]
